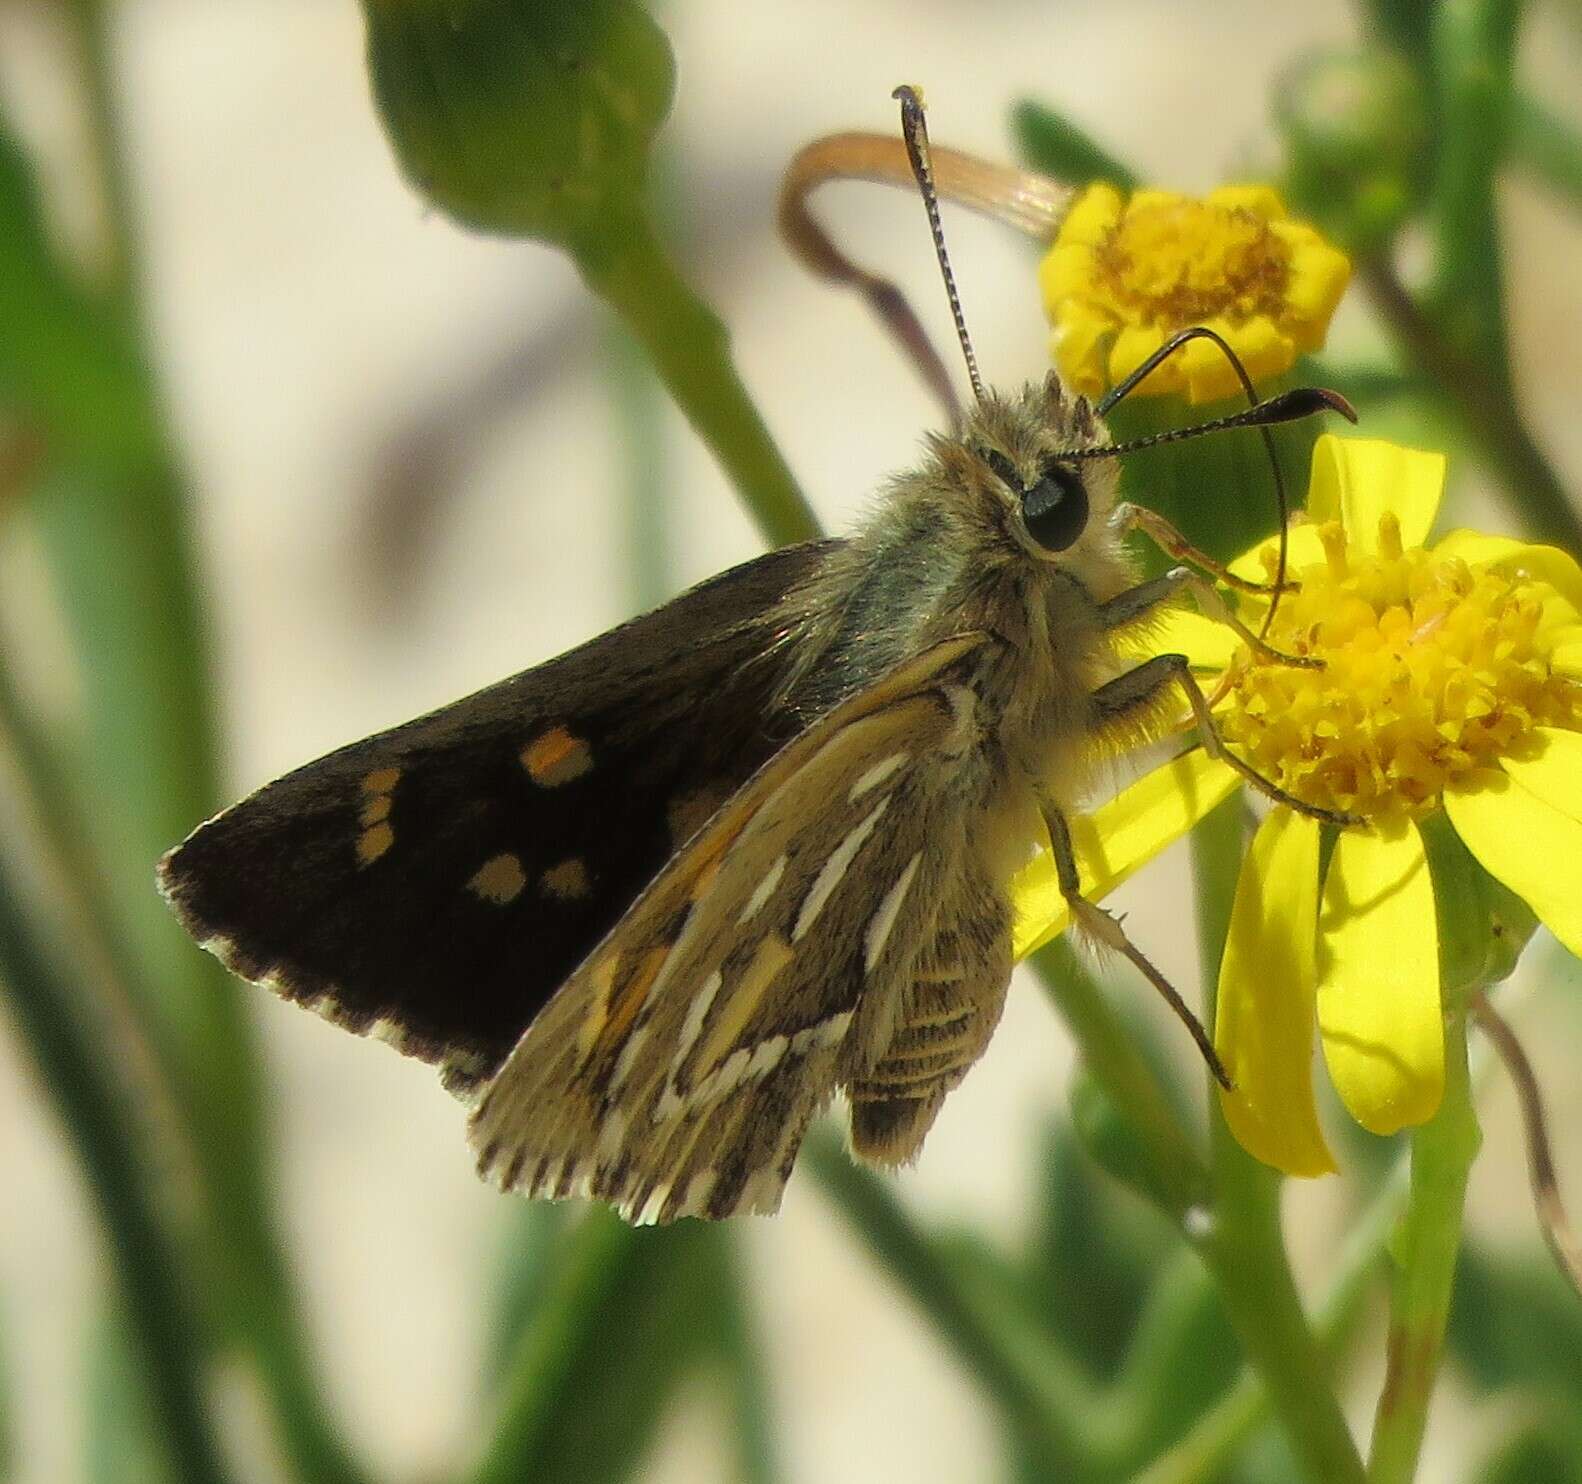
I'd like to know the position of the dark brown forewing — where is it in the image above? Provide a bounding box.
[158,540,841,1095]
[469,633,989,1222]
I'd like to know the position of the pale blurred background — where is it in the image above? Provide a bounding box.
[1,3,1580,1481]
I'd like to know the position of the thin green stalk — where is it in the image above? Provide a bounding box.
[1190,801,1368,1484]
[1366,1015,1480,1483]
[0,867,231,1484]
[1029,939,1211,1223]
[575,213,820,548]
[1425,0,1519,371]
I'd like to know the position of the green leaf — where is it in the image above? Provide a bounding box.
[1449,1245,1582,1400]
[1012,101,1137,190]
[1024,1118,1174,1380]
[84,1311,168,1484]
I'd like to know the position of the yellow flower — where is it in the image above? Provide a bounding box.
[1012,436,1582,1176]
[1039,183,1351,404]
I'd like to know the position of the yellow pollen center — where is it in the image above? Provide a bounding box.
[1220,521,1580,821]
[1094,200,1289,327]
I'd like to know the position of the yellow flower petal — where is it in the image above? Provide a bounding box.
[1273,230,1352,341]
[1049,306,1114,399]
[1434,530,1582,600]
[1108,323,1176,394]
[1306,436,1445,554]
[1445,769,1582,959]
[1207,183,1286,220]
[1214,808,1336,1177]
[1226,522,1329,587]
[1317,823,1443,1135]
[1500,726,1582,827]
[1039,243,1102,312]
[1057,182,1124,246]
[1012,752,1241,958]
[1142,606,1240,671]
[1182,315,1293,403]
[1551,639,1582,678]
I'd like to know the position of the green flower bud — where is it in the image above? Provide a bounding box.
[1275,47,1430,256]
[363,0,674,249]
[1418,811,1539,1006]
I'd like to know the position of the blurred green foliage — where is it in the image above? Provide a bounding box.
[1,2,1580,1482]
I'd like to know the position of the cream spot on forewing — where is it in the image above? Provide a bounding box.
[865,852,923,971]
[541,858,591,900]
[359,794,392,826]
[361,766,401,795]
[737,855,787,924]
[521,725,593,787]
[792,796,892,941]
[848,751,909,802]
[469,852,527,904]
[356,822,394,865]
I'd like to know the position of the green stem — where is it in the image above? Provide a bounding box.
[1189,801,1367,1484]
[1366,1014,1479,1483]
[0,868,232,1484]
[1140,1147,1411,1484]
[1425,0,1518,370]
[575,213,821,547]
[1029,939,1210,1222]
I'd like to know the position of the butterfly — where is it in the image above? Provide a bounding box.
[158,89,1353,1224]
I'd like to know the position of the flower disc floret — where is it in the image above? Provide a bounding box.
[1220,519,1581,822]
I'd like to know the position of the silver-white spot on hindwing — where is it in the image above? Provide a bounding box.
[792,795,891,942]
[864,851,923,972]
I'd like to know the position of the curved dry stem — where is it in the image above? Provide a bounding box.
[1469,989,1582,1298]
[777,130,1073,421]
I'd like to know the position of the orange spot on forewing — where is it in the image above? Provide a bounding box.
[521,726,593,786]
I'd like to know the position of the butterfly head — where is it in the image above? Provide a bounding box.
[951,370,1124,578]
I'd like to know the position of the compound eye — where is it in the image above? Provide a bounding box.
[1022,463,1089,552]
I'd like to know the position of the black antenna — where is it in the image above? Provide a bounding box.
[893,85,985,405]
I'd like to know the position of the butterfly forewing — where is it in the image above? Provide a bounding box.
[470,633,990,1222]
[158,541,839,1094]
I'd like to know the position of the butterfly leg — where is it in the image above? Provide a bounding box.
[1092,651,1358,827]
[1105,567,1319,671]
[1112,503,1294,596]
[1041,800,1231,1089]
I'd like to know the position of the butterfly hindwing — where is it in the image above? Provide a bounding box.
[469,633,991,1222]
[158,540,840,1095]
